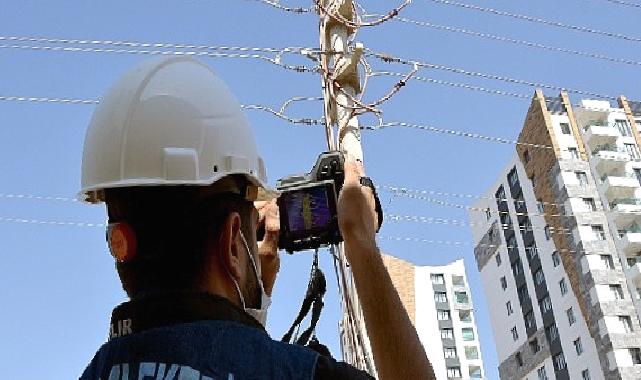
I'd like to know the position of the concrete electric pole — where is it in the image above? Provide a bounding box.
[317,0,375,374]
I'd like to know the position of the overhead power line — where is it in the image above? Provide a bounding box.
[426,0,641,43]
[390,17,641,67]
[0,35,618,101]
[0,94,324,125]
[386,213,572,235]
[0,216,105,228]
[0,44,320,74]
[368,49,618,101]
[601,0,641,9]
[247,0,313,13]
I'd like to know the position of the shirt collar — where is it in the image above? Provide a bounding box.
[108,291,266,340]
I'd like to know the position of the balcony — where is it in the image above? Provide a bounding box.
[617,231,641,254]
[611,199,641,228]
[592,147,630,174]
[625,263,641,288]
[598,173,640,200]
[584,125,620,150]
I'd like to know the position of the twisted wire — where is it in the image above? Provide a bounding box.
[426,0,641,43]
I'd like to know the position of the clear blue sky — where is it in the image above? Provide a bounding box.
[1,1,641,379]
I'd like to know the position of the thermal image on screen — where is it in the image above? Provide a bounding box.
[285,186,332,233]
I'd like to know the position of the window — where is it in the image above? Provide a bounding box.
[610,284,624,300]
[455,291,469,304]
[560,122,571,134]
[452,275,464,287]
[520,217,532,233]
[523,150,530,163]
[635,168,641,184]
[434,292,448,303]
[546,324,559,342]
[583,198,597,211]
[540,295,552,313]
[515,352,523,367]
[431,273,445,285]
[469,366,482,379]
[574,337,583,355]
[508,167,519,186]
[568,147,579,159]
[511,326,519,341]
[625,143,641,160]
[526,244,539,260]
[438,310,451,321]
[630,348,641,365]
[447,367,461,378]
[567,307,576,325]
[601,255,615,269]
[560,278,568,295]
[512,260,522,277]
[500,276,507,290]
[441,328,454,339]
[537,366,548,380]
[616,119,632,137]
[576,171,589,186]
[465,346,479,359]
[462,328,475,341]
[534,269,545,286]
[537,201,545,213]
[514,194,526,212]
[506,301,513,315]
[552,251,561,267]
[543,225,550,240]
[592,225,606,241]
[485,207,491,220]
[581,369,591,380]
[496,186,506,202]
[620,315,633,333]
[525,311,536,330]
[529,338,540,354]
[444,347,457,359]
[518,285,529,304]
[531,175,537,188]
[459,310,472,322]
[553,352,567,371]
[496,253,502,266]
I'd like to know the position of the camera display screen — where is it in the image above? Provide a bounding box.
[283,185,332,233]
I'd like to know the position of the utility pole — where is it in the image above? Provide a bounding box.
[317,0,375,374]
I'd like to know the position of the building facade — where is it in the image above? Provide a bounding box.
[469,90,641,380]
[340,255,486,379]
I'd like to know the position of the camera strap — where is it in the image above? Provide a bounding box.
[281,249,327,346]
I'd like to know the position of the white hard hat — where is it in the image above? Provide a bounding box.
[79,56,275,203]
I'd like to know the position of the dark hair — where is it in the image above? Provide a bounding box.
[105,183,254,298]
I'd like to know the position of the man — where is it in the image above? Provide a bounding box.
[80,57,434,379]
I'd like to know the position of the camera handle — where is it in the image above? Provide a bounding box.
[281,249,327,345]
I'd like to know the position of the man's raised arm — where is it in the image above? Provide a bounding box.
[337,157,436,380]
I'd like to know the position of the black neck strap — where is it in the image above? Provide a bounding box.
[108,291,265,340]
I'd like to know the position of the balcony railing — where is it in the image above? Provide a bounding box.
[611,199,641,208]
[600,172,639,183]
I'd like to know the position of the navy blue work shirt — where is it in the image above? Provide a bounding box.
[80,292,374,380]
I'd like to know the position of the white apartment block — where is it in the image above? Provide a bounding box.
[469,90,641,380]
[340,255,486,379]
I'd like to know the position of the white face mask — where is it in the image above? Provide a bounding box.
[227,230,271,327]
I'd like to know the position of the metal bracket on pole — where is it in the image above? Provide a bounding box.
[332,42,363,94]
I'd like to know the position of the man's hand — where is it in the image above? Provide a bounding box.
[256,199,280,296]
[337,156,378,252]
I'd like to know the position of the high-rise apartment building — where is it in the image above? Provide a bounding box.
[340,255,486,379]
[470,90,641,380]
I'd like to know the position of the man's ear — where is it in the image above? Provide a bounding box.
[218,212,243,280]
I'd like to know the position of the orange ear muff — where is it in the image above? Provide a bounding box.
[107,222,137,262]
